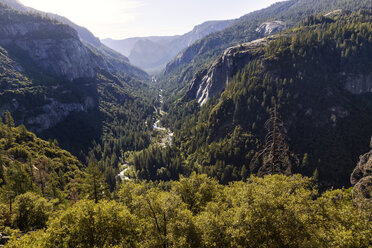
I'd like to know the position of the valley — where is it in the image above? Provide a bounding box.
[153,89,174,147]
[0,0,371,247]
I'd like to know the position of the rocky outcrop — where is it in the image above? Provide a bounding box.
[167,21,285,89]
[256,21,286,35]
[0,3,150,138]
[324,9,351,18]
[0,90,96,132]
[186,36,276,105]
[25,96,95,132]
[351,140,372,201]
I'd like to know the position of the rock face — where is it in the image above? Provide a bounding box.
[0,0,147,81]
[0,3,147,134]
[0,0,101,46]
[164,21,284,77]
[165,43,201,75]
[351,140,372,201]
[185,31,372,107]
[25,96,95,132]
[256,21,286,35]
[0,10,96,80]
[186,36,276,105]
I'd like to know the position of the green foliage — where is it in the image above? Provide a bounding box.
[4,111,14,128]
[11,192,52,232]
[7,200,140,248]
[160,0,372,96]
[171,173,222,214]
[6,174,372,247]
[145,11,372,187]
[0,116,83,205]
[81,162,110,203]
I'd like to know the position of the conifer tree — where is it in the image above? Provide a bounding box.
[4,111,14,128]
[82,162,109,203]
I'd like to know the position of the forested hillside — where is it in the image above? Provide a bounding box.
[0,120,370,246]
[160,0,372,102]
[0,114,82,208]
[135,11,372,188]
[0,0,371,246]
[0,3,156,190]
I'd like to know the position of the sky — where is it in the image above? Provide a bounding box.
[19,0,282,40]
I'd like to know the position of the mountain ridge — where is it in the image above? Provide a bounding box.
[0,0,148,81]
[0,2,156,180]
[102,19,235,73]
[139,9,372,189]
[161,0,372,99]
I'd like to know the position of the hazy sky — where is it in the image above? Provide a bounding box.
[19,0,282,40]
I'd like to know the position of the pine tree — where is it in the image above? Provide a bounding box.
[82,162,109,203]
[4,111,14,128]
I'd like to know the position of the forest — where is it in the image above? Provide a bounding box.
[0,0,371,247]
[134,11,372,188]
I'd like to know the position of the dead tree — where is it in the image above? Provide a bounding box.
[252,104,298,176]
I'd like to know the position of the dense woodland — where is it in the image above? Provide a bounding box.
[0,0,371,246]
[160,0,372,103]
[0,3,159,191]
[134,11,372,188]
[1,159,372,247]
[1,119,369,247]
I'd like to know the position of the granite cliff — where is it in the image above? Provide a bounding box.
[186,36,276,105]
[0,2,152,150]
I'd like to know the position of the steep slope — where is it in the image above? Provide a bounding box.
[102,20,234,73]
[0,0,146,81]
[0,117,83,200]
[161,0,372,97]
[185,36,276,105]
[0,0,100,46]
[136,11,372,188]
[0,3,155,188]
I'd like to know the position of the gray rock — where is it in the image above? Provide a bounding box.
[0,0,147,81]
[0,21,96,80]
[351,140,372,201]
[25,96,94,132]
[186,36,276,105]
[324,9,351,18]
[256,21,286,36]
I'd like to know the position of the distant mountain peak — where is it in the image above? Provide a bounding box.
[102,19,235,73]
